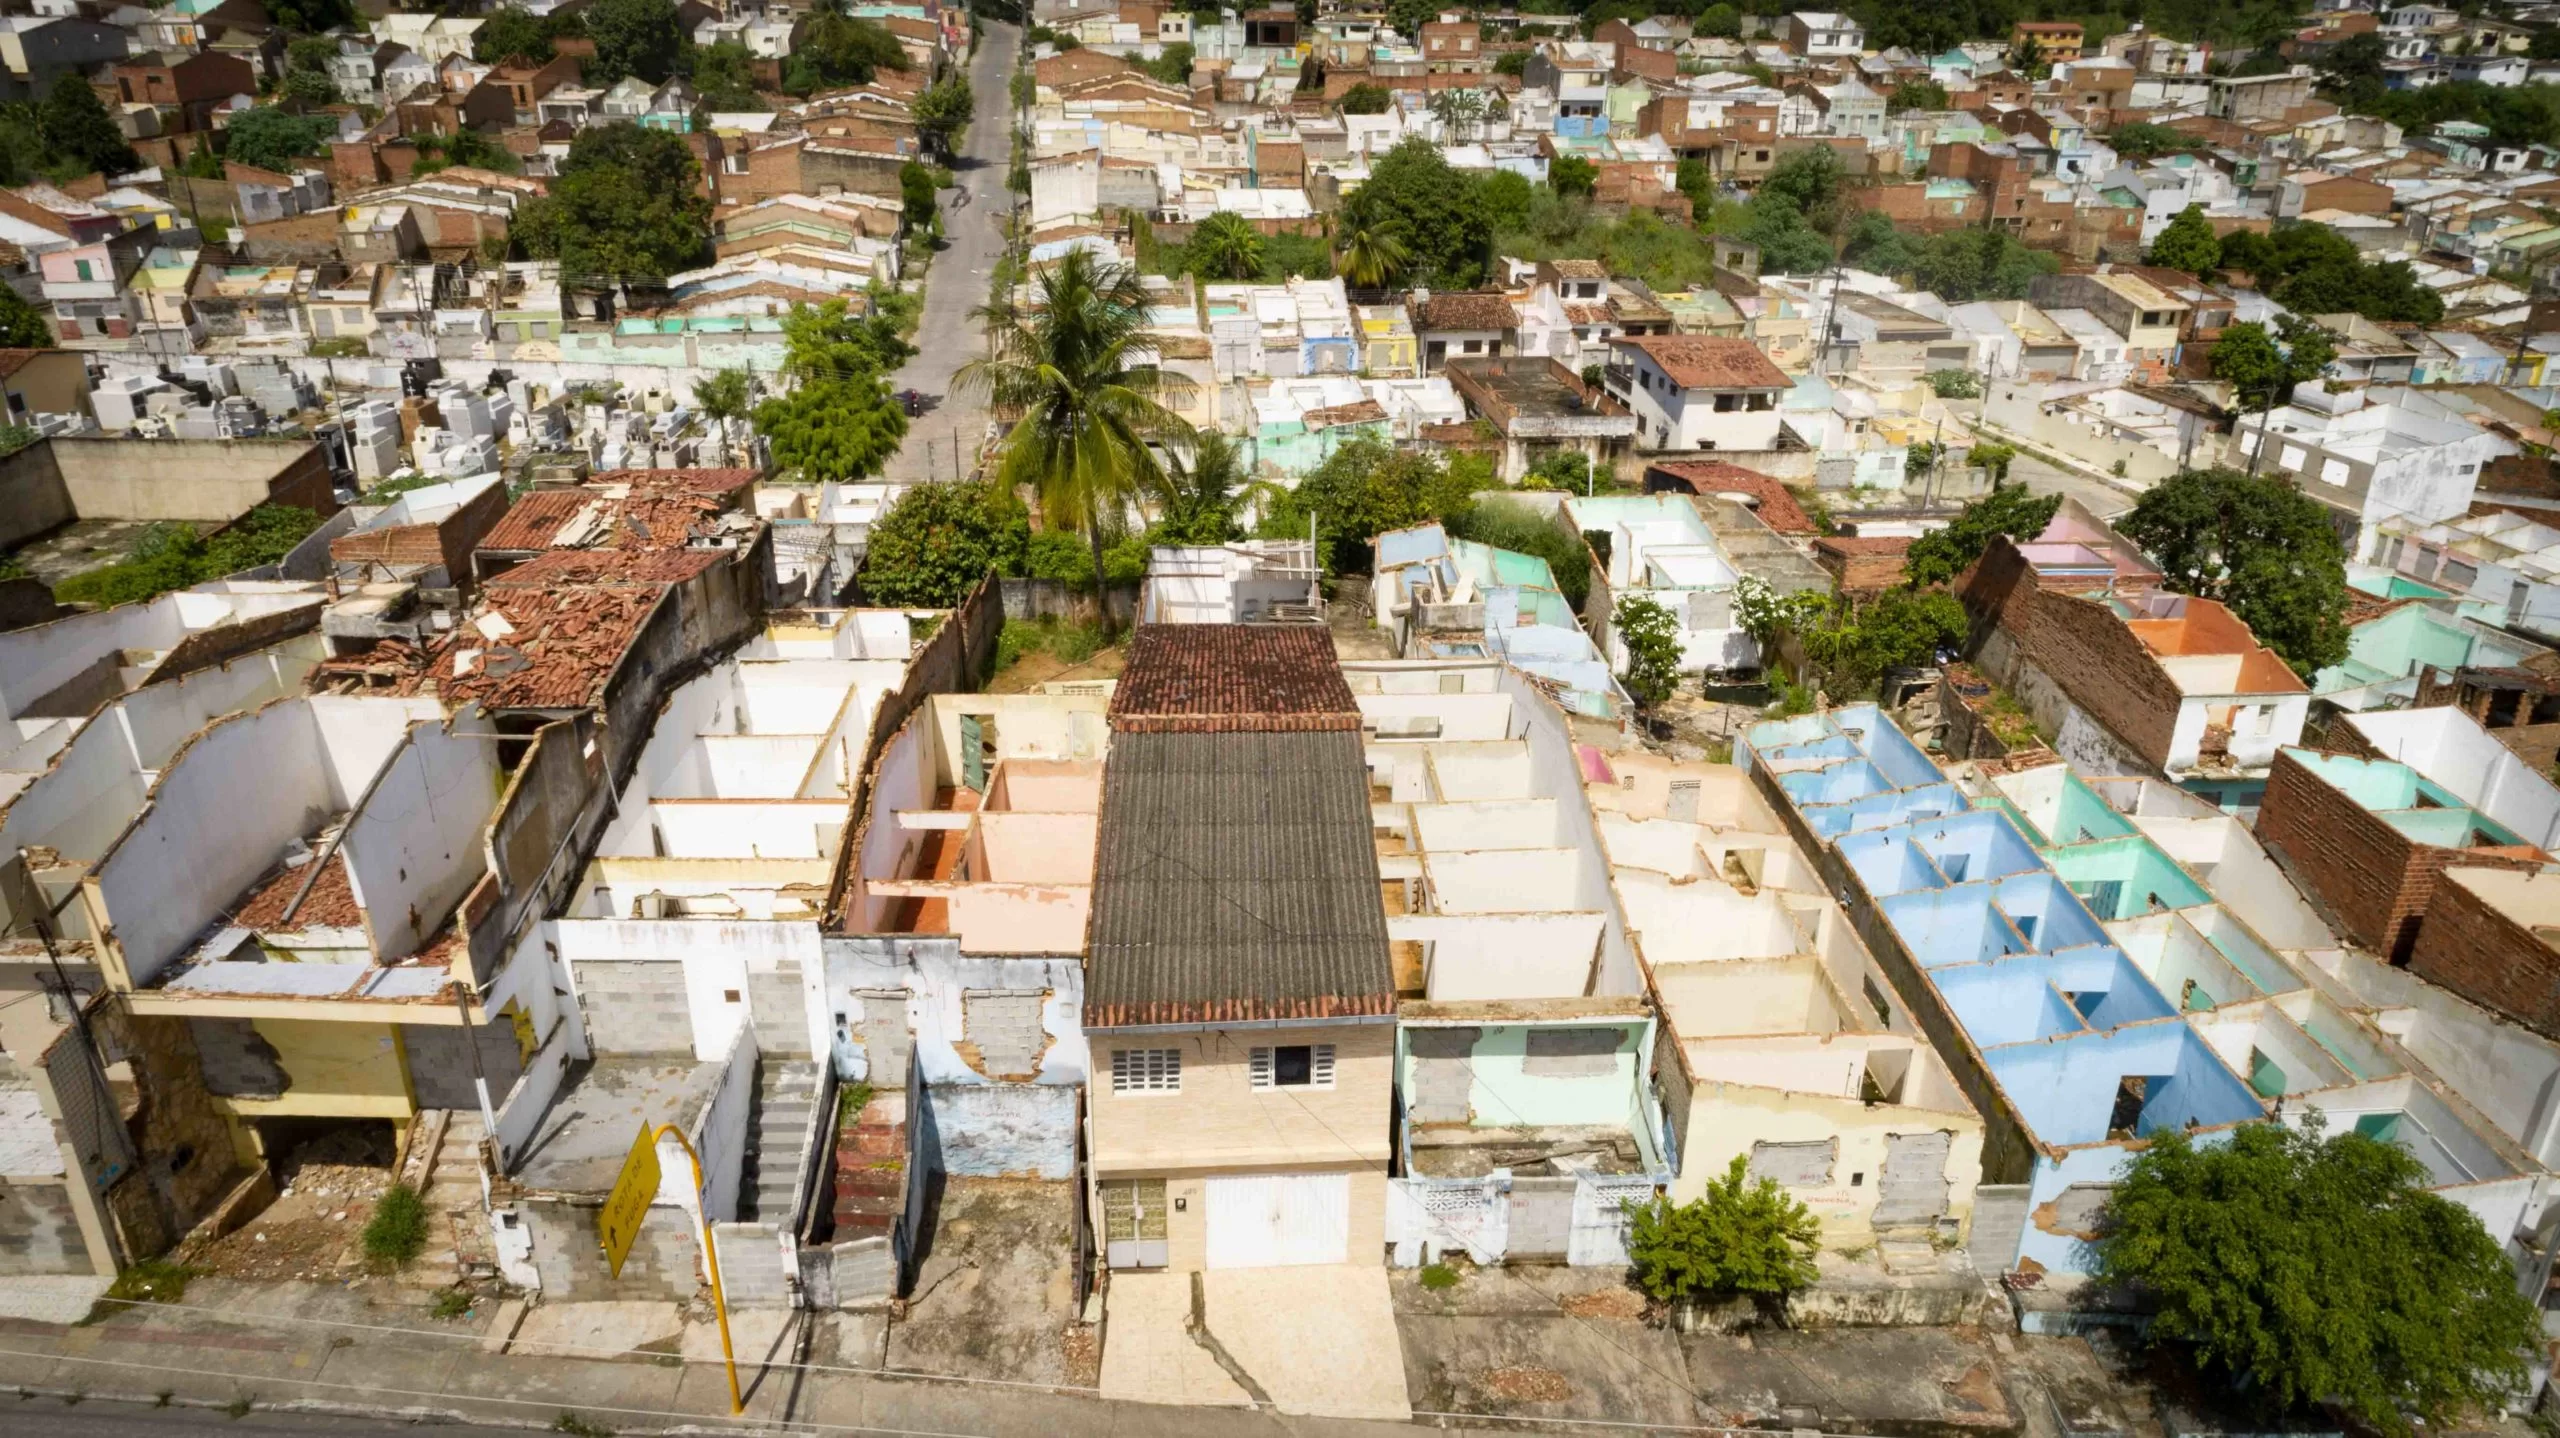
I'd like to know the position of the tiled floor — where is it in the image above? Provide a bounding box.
[1203,1265,1413,1422]
[1096,1270,1250,1409]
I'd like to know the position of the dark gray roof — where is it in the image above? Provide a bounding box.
[1085,729,1395,1029]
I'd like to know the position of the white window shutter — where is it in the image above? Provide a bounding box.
[1249,1047,1274,1089]
[1313,1045,1335,1088]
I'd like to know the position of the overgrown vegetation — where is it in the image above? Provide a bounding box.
[1624,1155,1820,1306]
[1418,1262,1463,1291]
[1448,501,1590,610]
[1903,485,2062,588]
[2095,1119,2538,1436]
[513,124,713,288]
[2118,467,2352,677]
[361,1182,430,1268]
[97,1260,192,1314]
[993,617,1108,671]
[1254,435,1489,574]
[55,506,322,610]
[1615,594,1685,711]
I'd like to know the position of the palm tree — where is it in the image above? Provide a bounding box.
[1188,211,1266,281]
[1429,88,1487,143]
[1335,213,1410,295]
[1157,431,1281,544]
[692,367,755,465]
[954,248,1196,615]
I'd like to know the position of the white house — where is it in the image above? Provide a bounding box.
[2235,384,2513,557]
[1606,334,1792,454]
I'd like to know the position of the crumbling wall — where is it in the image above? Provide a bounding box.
[919,1083,1075,1179]
[2409,870,2560,1043]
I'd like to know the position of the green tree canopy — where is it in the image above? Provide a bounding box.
[513,123,712,287]
[2209,315,2336,416]
[690,367,754,464]
[1492,49,1531,77]
[1338,82,1392,114]
[1548,154,1598,199]
[1696,4,1741,38]
[754,378,907,483]
[584,0,684,84]
[1615,593,1685,709]
[1624,1155,1820,1304]
[688,41,767,112]
[783,12,910,96]
[0,285,52,348]
[2094,1121,2539,1436]
[1344,136,1492,289]
[1887,78,1949,110]
[281,68,337,106]
[2216,223,2444,323]
[912,77,974,156]
[2110,121,2204,158]
[475,6,579,64]
[1841,210,1924,277]
[858,481,1028,607]
[1257,435,1483,573]
[1153,432,1267,546]
[41,72,139,177]
[2147,204,2222,275]
[780,293,915,383]
[1141,42,1194,85]
[1910,226,2060,301]
[900,159,938,228]
[2118,467,2352,676]
[1904,485,2062,587]
[263,0,353,32]
[1187,212,1266,280]
[220,105,336,172]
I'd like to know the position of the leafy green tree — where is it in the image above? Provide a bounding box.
[1258,435,1480,573]
[1339,82,1392,114]
[1841,210,1923,277]
[1343,136,1491,288]
[0,285,53,347]
[691,367,754,464]
[40,73,138,177]
[2212,316,2336,450]
[220,106,336,172]
[781,293,914,383]
[281,68,337,106]
[1888,78,1949,110]
[1429,87,1488,143]
[2110,121,2202,158]
[1624,1155,1820,1305]
[689,42,767,112]
[513,123,711,287]
[1492,50,1530,77]
[1548,154,1597,199]
[783,12,909,96]
[957,249,1196,610]
[1968,439,2016,484]
[858,480,1029,606]
[2215,222,2443,323]
[913,77,974,157]
[1142,42,1194,85]
[2094,1121,2539,1436]
[1188,212,1266,280]
[1478,169,1534,233]
[2148,204,2221,274]
[1758,147,1844,231]
[476,7,573,64]
[262,0,353,32]
[1904,484,2060,587]
[287,36,338,74]
[1335,213,1410,291]
[1695,3,1741,37]
[754,378,907,482]
[2118,467,2352,676]
[1797,587,1969,692]
[1911,227,2059,301]
[1615,593,1684,709]
[584,0,684,84]
[1926,368,1979,400]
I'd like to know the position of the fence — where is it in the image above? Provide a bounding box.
[1386,1171,1654,1268]
[998,576,1138,628]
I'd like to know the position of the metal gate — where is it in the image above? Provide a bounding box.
[1204,1172,1349,1268]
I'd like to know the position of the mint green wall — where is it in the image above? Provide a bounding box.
[2048,837,2208,918]
[1400,1020,1663,1169]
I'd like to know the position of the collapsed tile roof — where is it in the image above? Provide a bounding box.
[1108,624,1359,733]
[320,577,665,711]
[480,469,756,554]
[1643,461,1816,533]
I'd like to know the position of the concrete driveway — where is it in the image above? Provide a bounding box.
[1100,1265,1411,1421]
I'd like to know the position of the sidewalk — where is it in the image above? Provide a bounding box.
[0,1278,1454,1436]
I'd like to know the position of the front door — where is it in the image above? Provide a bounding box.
[1204,1172,1349,1268]
[1101,1178,1169,1268]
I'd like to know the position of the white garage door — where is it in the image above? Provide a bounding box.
[1204,1173,1350,1268]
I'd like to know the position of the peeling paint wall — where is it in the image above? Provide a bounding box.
[822,935,1087,1089]
[919,1083,1076,1178]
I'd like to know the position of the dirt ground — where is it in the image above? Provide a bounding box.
[984,643,1125,695]
[886,1178,1081,1385]
[177,1127,396,1284]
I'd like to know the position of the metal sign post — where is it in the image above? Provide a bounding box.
[596,1122,743,1415]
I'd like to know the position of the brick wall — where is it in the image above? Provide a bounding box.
[2256,748,2546,962]
[1957,537,2181,771]
[2409,872,2560,1041]
[328,474,510,583]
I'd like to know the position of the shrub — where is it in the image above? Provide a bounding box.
[1925,368,1979,399]
[1418,1262,1462,1290]
[1624,1155,1819,1305]
[1447,501,1590,610]
[362,1182,430,1267]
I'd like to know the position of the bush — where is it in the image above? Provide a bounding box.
[362,1183,430,1267]
[1418,1262,1462,1290]
[991,617,1106,672]
[1624,1154,1820,1305]
[54,505,322,609]
[1925,368,1979,399]
[1447,501,1590,610]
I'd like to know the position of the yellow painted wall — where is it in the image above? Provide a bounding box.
[211,1018,416,1123]
[1676,1079,1985,1247]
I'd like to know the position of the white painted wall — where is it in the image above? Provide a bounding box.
[1391,911,1607,1000]
[339,718,503,960]
[556,917,827,1062]
[2346,707,2560,848]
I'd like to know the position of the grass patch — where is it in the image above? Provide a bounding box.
[361,1182,430,1268]
[835,1080,875,1132]
[1419,1262,1463,1291]
[553,1412,614,1437]
[93,1259,192,1317]
[991,617,1106,672]
[430,1289,473,1320]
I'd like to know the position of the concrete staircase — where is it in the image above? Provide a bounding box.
[406,1110,493,1289]
[738,1059,821,1225]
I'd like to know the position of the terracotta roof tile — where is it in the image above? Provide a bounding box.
[1547,258,1608,279]
[485,547,725,587]
[1618,334,1790,390]
[1644,461,1816,534]
[1414,290,1520,332]
[1109,625,1360,733]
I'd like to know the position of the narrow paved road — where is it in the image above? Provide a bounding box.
[882,19,1021,485]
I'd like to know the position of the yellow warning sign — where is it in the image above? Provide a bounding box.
[597,1122,661,1278]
